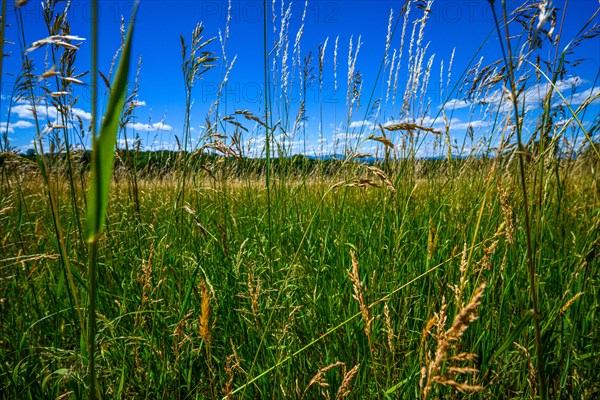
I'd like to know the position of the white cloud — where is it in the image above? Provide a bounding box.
[553,76,584,91]
[141,139,179,151]
[444,118,492,131]
[153,121,172,131]
[332,131,362,142]
[443,98,471,110]
[442,76,591,112]
[18,140,36,153]
[348,120,375,129]
[116,138,141,149]
[72,108,92,120]
[565,87,600,106]
[0,120,35,133]
[10,120,34,129]
[11,103,92,121]
[126,121,173,132]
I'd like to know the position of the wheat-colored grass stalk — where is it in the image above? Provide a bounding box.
[140,243,154,305]
[348,249,372,342]
[476,225,501,275]
[451,242,468,306]
[304,361,345,395]
[292,0,307,70]
[172,310,193,362]
[445,283,485,348]
[430,375,484,394]
[199,276,212,344]
[335,363,360,400]
[384,302,394,354]
[198,275,215,396]
[560,291,584,314]
[422,283,486,398]
[367,165,396,193]
[333,33,339,91]
[514,341,537,398]
[498,179,515,245]
[223,351,241,399]
[386,48,397,104]
[427,219,438,261]
[245,270,262,330]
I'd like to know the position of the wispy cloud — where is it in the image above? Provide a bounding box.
[565,87,600,106]
[348,120,375,130]
[443,98,471,111]
[126,121,173,132]
[444,117,492,131]
[116,138,141,149]
[11,103,92,121]
[442,76,592,111]
[141,138,179,152]
[0,120,34,133]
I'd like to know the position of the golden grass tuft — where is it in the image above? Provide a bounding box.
[247,271,262,329]
[139,243,154,305]
[348,249,372,342]
[303,362,360,400]
[514,342,537,398]
[450,242,468,306]
[172,310,194,362]
[384,302,394,354]
[198,276,212,344]
[304,361,345,394]
[560,291,584,314]
[497,179,515,246]
[421,283,486,398]
[367,165,396,193]
[335,364,360,400]
[223,351,241,399]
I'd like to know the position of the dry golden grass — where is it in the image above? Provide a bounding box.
[348,249,372,343]
[421,283,486,398]
[304,361,345,394]
[384,302,394,354]
[335,364,360,400]
[199,276,212,344]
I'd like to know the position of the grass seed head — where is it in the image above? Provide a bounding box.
[348,249,372,341]
[335,364,360,400]
[199,276,212,344]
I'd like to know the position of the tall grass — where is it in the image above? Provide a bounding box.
[0,0,599,398]
[85,2,137,398]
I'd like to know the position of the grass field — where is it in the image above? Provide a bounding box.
[2,157,599,398]
[1,0,599,398]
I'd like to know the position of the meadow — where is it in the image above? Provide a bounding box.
[1,0,599,398]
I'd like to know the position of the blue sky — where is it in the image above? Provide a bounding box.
[1,0,599,156]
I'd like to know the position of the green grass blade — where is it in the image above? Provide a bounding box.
[491,309,534,361]
[85,3,138,398]
[85,3,138,243]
